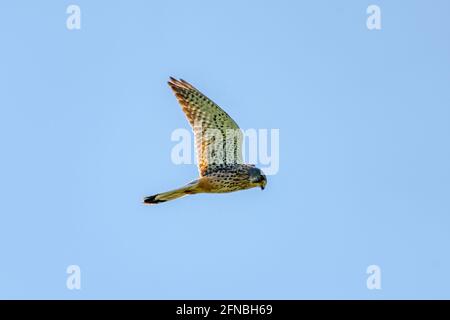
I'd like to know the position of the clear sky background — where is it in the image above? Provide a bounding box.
[1,1,449,299]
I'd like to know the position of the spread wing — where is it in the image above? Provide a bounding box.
[168,77,243,176]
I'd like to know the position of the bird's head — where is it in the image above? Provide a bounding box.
[248,166,267,190]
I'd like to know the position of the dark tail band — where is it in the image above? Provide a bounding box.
[143,194,167,205]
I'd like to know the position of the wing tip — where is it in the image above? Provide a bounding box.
[168,77,194,90]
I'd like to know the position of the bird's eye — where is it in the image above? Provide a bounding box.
[250,174,262,183]
[249,167,259,176]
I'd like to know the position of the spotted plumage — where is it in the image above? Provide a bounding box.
[143,77,267,205]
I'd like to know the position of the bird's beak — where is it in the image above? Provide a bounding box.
[260,179,267,190]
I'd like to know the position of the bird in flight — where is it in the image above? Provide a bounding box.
[143,77,267,205]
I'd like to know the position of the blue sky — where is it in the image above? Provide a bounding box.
[0,0,449,299]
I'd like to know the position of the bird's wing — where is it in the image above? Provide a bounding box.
[168,77,243,176]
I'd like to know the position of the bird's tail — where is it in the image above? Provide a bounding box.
[143,181,199,205]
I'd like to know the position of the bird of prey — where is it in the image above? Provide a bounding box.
[143,77,267,205]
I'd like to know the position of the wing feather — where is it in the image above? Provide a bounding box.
[168,77,243,176]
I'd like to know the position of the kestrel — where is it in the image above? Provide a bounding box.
[143,77,267,205]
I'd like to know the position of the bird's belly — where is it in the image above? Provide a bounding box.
[202,175,251,193]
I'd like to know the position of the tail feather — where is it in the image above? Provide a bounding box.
[143,181,199,205]
[143,194,168,204]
